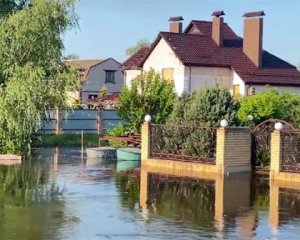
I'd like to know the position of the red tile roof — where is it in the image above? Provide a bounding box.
[123,20,300,86]
[121,47,150,70]
[65,59,104,70]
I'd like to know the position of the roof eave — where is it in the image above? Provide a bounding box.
[244,81,300,87]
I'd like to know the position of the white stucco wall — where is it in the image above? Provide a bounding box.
[185,66,232,93]
[124,69,142,87]
[143,38,185,95]
[81,58,123,105]
[232,71,246,95]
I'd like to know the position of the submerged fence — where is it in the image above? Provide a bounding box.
[281,130,300,173]
[41,109,123,134]
[149,124,216,164]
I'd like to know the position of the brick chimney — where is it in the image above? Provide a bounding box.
[243,11,265,67]
[169,16,184,33]
[212,11,225,47]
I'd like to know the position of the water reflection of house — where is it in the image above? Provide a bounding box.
[65,58,123,106]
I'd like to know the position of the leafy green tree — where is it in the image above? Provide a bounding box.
[126,39,151,57]
[0,0,79,153]
[0,0,31,19]
[237,89,300,126]
[116,69,175,132]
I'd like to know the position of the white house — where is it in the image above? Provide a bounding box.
[66,58,123,105]
[122,12,300,96]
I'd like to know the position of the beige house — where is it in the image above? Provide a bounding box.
[122,12,300,96]
[65,58,123,105]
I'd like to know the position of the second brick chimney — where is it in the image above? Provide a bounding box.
[169,16,184,33]
[243,11,265,68]
[212,11,225,47]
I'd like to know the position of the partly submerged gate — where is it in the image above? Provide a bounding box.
[252,119,295,168]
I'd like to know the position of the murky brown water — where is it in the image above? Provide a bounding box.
[0,148,299,239]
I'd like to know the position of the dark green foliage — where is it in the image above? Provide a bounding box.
[168,92,194,124]
[184,86,240,126]
[163,86,238,158]
[117,69,175,133]
[32,134,99,148]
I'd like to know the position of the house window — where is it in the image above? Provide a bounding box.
[88,94,98,99]
[233,84,240,97]
[162,68,174,81]
[105,70,116,83]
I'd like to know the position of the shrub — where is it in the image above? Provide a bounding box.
[107,123,129,147]
[116,69,176,133]
[164,86,238,158]
[238,89,300,126]
[169,85,239,127]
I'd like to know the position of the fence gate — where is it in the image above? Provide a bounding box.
[252,119,295,168]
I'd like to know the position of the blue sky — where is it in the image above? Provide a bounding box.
[63,0,300,66]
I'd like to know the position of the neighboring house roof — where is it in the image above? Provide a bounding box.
[128,20,300,87]
[65,58,122,81]
[65,59,104,70]
[121,47,150,70]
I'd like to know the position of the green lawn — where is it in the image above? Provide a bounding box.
[32,133,100,148]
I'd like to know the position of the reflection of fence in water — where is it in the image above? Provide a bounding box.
[281,130,300,173]
[149,124,216,164]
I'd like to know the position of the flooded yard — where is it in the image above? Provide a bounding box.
[0,148,300,239]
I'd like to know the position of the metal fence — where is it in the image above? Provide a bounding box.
[149,124,216,164]
[281,130,300,173]
[41,109,123,134]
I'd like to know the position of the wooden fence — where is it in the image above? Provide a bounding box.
[41,109,123,134]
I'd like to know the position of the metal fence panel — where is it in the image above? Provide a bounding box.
[40,109,123,134]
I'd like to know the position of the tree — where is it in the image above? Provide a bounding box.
[116,69,175,132]
[169,85,239,126]
[164,86,239,157]
[62,53,80,60]
[0,0,31,19]
[126,39,151,57]
[0,0,79,153]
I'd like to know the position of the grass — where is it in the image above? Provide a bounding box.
[32,133,100,148]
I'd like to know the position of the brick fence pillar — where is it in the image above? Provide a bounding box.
[141,122,150,161]
[270,130,282,175]
[216,127,252,173]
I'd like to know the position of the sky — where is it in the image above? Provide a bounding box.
[63,0,300,66]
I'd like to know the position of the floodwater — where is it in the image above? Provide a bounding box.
[0,148,299,240]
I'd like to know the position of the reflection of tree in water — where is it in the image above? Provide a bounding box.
[279,188,300,222]
[148,174,216,229]
[0,160,63,200]
[250,175,270,208]
[0,160,66,239]
[115,171,140,210]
